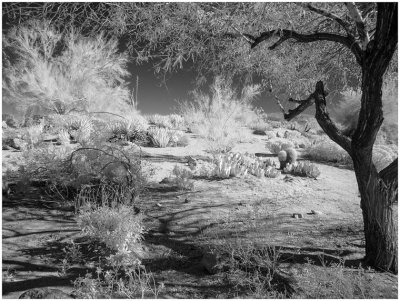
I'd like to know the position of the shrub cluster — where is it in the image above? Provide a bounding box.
[178,76,261,153]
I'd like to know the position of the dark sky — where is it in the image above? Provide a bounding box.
[128,62,291,116]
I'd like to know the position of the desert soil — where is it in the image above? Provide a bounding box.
[2,130,398,298]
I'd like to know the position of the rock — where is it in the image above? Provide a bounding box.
[201,251,220,274]
[160,177,174,184]
[184,198,190,203]
[253,129,266,136]
[292,213,303,219]
[298,143,306,149]
[19,288,73,299]
[12,138,28,150]
[310,210,323,215]
[276,131,285,138]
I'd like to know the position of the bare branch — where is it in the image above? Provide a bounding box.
[249,29,362,65]
[302,3,352,36]
[344,2,370,50]
[313,81,352,152]
[281,94,316,121]
[279,81,351,152]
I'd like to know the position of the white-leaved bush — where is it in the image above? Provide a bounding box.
[77,205,145,256]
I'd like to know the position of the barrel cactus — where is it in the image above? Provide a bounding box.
[278,150,288,169]
[286,148,298,164]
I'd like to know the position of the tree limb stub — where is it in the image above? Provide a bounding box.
[378,158,398,205]
[344,2,370,50]
[250,29,362,65]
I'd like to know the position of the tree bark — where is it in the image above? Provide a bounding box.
[353,154,397,273]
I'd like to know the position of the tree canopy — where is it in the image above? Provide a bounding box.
[4,2,395,98]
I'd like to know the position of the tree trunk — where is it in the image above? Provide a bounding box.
[353,153,398,273]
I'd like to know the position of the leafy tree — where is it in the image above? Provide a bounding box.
[2,2,398,273]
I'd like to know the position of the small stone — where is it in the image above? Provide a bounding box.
[19,288,73,299]
[156,203,162,208]
[184,198,190,203]
[160,177,173,184]
[292,213,303,219]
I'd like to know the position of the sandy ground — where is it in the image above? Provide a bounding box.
[2,130,397,298]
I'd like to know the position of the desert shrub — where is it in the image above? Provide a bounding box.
[77,204,145,254]
[294,259,377,298]
[304,138,352,165]
[168,114,185,129]
[148,127,171,147]
[250,121,272,133]
[168,130,184,146]
[58,129,71,145]
[19,143,147,205]
[210,240,289,298]
[176,134,189,147]
[2,114,18,128]
[213,152,279,179]
[178,76,261,153]
[334,79,398,142]
[106,116,149,145]
[268,120,284,129]
[170,165,194,190]
[23,122,45,148]
[147,114,172,128]
[284,161,321,178]
[3,20,131,116]
[74,257,159,299]
[373,144,398,172]
[266,138,295,154]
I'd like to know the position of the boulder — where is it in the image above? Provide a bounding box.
[19,288,73,299]
[201,251,220,274]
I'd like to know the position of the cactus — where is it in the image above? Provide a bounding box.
[284,161,321,179]
[285,148,297,164]
[213,152,280,179]
[278,150,287,169]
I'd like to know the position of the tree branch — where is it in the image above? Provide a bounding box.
[280,81,351,152]
[302,3,352,36]
[313,81,352,152]
[344,2,370,50]
[281,95,316,121]
[250,29,362,65]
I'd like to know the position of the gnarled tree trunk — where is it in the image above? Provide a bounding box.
[353,154,398,273]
